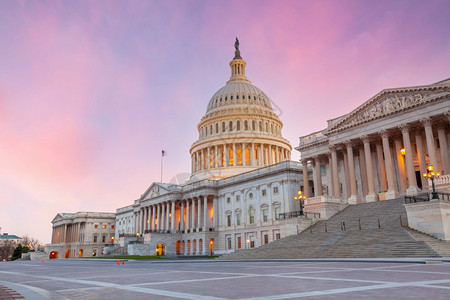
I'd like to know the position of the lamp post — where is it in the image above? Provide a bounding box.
[423,164,440,200]
[209,240,213,256]
[294,190,306,216]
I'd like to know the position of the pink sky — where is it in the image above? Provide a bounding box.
[1,0,449,243]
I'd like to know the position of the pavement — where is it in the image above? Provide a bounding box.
[0,258,449,299]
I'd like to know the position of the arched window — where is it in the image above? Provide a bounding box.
[210,125,213,135]
[237,95,239,100]
[271,124,273,134]
[216,123,219,133]
[205,127,207,136]
[244,120,248,130]
[222,122,225,132]
[259,121,262,131]
[231,96,233,100]
[237,121,240,131]
[229,121,233,131]
[248,95,250,100]
[265,123,268,132]
[252,121,255,131]
[249,207,255,224]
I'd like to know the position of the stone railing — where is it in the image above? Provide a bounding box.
[305,195,347,205]
[432,174,450,188]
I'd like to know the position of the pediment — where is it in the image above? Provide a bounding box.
[141,182,177,200]
[327,84,449,134]
[51,213,72,223]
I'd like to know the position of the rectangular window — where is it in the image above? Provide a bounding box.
[236,195,240,202]
[262,189,266,197]
[275,207,280,220]
[227,215,231,227]
[263,209,268,222]
[250,241,255,248]
[227,237,232,250]
[94,224,98,228]
[227,197,231,204]
[93,236,97,243]
[273,187,279,194]
[236,212,241,225]
[250,209,255,224]
[264,234,269,245]
[102,235,106,243]
[102,225,106,229]
[276,233,281,240]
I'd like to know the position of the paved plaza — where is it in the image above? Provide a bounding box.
[0,259,449,299]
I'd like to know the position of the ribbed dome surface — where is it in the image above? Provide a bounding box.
[207,81,273,113]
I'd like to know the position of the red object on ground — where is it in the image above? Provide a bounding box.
[117,260,120,265]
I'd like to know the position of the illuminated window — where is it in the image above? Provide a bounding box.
[111,225,115,229]
[254,148,258,160]
[229,149,234,165]
[94,225,98,228]
[237,148,242,164]
[245,148,250,164]
[102,225,106,229]
[221,148,225,166]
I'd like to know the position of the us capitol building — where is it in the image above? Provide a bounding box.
[47,40,449,258]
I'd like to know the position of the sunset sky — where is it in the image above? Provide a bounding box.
[1,0,449,243]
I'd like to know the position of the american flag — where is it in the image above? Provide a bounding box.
[162,149,166,157]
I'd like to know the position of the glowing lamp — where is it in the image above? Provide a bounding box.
[400,148,406,156]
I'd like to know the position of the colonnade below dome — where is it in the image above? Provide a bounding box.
[191,142,291,174]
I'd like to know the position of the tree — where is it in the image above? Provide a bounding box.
[0,240,16,261]
[21,235,41,251]
[11,244,30,260]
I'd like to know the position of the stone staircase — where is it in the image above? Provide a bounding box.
[221,198,450,259]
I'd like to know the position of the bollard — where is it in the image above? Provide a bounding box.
[378,218,381,228]
[117,260,120,265]
[122,260,125,265]
[399,215,403,227]
[358,219,361,230]
[324,223,327,232]
[42,259,44,263]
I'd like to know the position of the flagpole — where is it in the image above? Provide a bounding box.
[160,152,163,182]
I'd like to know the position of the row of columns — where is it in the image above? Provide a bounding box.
[192,143,290,173]
[303,117,449,202]
[51,223,82,244]
[135,196,217,235]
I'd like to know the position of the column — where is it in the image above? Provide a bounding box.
[233,144,237,166]
[330,146,340,197]
[171,201,175,233]
[361,136,377,202]
[375,142,388,192]
[186,199,190,232]
[380,130,399,199]
[250,143,255,166]
[157,203,161,232]
[151,205,155,231]
[269,145,273,165]
[191,198,196,230]
[260,144,264,166]
[414,131,428,188]
[180,201,184,231]
[203,196,208,230]
[422,117,438,168]
[215,145,218,168]
[394,137,407,192]
[143,207,147,232]
[358,146,368,197]
[313,156,323,197]
[197,197,202,231]
[437,123,450,174]
[276,146,280,163]
[302,160,310,197]
[345,141,360,204]
[342,149,351,198]
[166,202,170,232]
[400,124,419,195]
[242,143,246,166]
[213,196,218,227]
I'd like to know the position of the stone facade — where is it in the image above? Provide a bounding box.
[47,212,115,258]
[296,78,450,210]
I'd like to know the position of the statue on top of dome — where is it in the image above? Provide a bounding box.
[234,37,239,51]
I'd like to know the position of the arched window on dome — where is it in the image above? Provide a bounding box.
[225,96,228,101]
[244,120,248,130]
[231,96,233,100]
[265,123,268,132]
[216,123,219,134]
[205,127,207,137]
[252,121,255,131]
[259,121,262,131]
[248,95,250,100]
[210,125,213,135]
[229,121,233,131]
[271,124,274,134]
[222,122,225,132]
[237,121,240,131]
[254,96,256,100]
[236,95,239,100]
[220,98,222,102]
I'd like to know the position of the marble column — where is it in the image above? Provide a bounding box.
[260,144,264,166]
[166,202,170,232]
[250,143,255,166]
[151,205,155,231]
[345,141,359,204]
[171,201,175,233]
[242,143,246,166]
[361,136,377,202]
[400,125,419,195]
[215,146,218,168]
[414,131,428,188]
[203,196,208,230]
[157,203,161,232]
[358,146,368,197]
[313,156,323,197]
[224,144,228,167]
[342,149,351,198]
[191,198,196,230]
[437,123,449,174]
[394,137,407,192]
[302,160,310,197]
[186,199,190,232]
[330,146,340,197]
[197,197,201,231]
[380,130,399,199]
[269,145,273,165]
[180,201,184,231]
[375,142,388,192]
[422,117,438,169]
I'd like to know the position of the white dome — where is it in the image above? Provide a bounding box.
[207,81,273,113]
